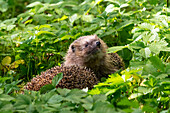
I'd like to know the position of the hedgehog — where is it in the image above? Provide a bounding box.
[24,35,124,91]
[24,65,98,91]
[64,35,124,79]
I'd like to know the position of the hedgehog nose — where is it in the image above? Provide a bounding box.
[96,41,101,47]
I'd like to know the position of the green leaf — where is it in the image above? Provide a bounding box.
[91,102,116,113]
[57,88,71,97]
[7,25,16,31]
[149,40,168,54]
[26,2,42,8]
[139,47,151,58]
[0,94,15,101]
[14,94,31,106]
[2,56,11,66]
[65,89,87,103]
[120,4,129,9]
[128,41,145,49]
[36,31,55,36]
[150,56,165,72]
[128,93,143,99]
[142,105,157,113]
[116,20,133,30]
[69,14,80,24]
[82,15,94,22]
[107,46,127,53]
[52,73,63,86]
[40,84,55,94]
[48,94,63,104]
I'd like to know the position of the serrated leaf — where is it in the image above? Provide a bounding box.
[57,88,71,97]
[52,73,63,86]
[107,46,127,53]
[2,56,11,66]
[48,94,63,104]
[156,74,168,79]
[150,56,165,72]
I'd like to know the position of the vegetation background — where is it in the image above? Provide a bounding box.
[0,0,169,112]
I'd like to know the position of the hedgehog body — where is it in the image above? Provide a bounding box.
[24,66,98,91]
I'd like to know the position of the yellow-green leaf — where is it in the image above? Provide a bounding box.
[2,56,11,66]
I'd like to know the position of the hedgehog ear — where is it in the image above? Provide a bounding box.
[71,45,75,52]
[94,34,98,38]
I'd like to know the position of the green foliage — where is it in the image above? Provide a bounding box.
[0,0,169,112]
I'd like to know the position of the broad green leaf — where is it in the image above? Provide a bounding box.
[65,89,87,103]
[57,88,71,97]
[128,41,145,49]
[0,94,15,101]
[0,88,3,94]
[105,89,117,96]
[26,2,42,8]
[91,102,116,113]
[38,25,51,30]
[48,94,63,104]
[156,74,168,79]
[52,73,63,86]
[7,25,16,31]
[128,93,143,99]
[105,4,116,14]
[139,47,151,58]
[107,46,127,53]
[82,15,94,22]
[40,84,54,94]
[150,56,165,72]
[14,94,31,106]
[142,105,157,113]
[88,88,101,95]
[116,20,133,30]
[2,56,11,65]
[0,1,8,12]
[138,23,154,30]
[149,40,168,54]
[137,87,152,94]
[69,14,80,24]
[120,4,129,9]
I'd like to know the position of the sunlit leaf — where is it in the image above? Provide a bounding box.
[2,56,11,66]
[107,46,127,53]
[128,93,143,99]
[26,2,42,8]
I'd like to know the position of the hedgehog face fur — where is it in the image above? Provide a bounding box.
[64,35,108,66]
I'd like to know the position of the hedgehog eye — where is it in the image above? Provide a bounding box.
[85,44,88,48]
[71,45,75,52]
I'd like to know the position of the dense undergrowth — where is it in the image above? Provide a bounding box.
[0,0,169,112]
